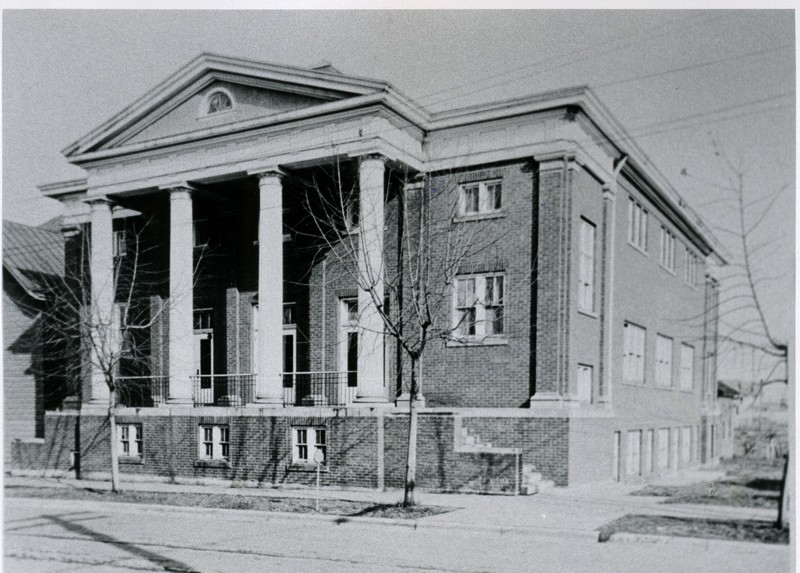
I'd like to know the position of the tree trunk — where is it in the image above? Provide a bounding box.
[403,358,418,506]
[109,387,121,493]
[776,452,789,529]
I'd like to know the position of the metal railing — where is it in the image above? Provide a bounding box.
[116,376,169,407]
[191,374,256,407]
[283,371,357,407]
[116,372,357,408]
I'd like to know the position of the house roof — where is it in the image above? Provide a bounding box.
[3,219,64,301]
[48,53,725,262]
[718,381,741,400]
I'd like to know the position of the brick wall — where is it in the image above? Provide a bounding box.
[3,280,43,457]
[41,410,571,491]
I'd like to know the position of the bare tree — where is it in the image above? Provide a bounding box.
[297,160,521,505]
[41,214,177,493]
[683,141,790,528]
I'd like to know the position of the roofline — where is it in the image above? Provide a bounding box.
[62,53,416,158]
[53,55,725,261]
[38,178,88,197]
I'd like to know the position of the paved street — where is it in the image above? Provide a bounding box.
[5,496,790,573]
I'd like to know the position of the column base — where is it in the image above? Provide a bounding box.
[354,395,391,405]
[250,397,284,407]
[82,399,109,412]
[395,392,426,408]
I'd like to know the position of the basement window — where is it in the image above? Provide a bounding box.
[292,426,327,465]
[198,425,229,461]
[117,423,143,457]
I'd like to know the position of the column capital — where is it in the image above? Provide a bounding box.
[160,183,196,197]
[602,184,616,202]
[250,168,287,182]
[85,196,114,209]
[358,153,388,166]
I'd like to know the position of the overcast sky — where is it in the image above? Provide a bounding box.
[2,10,794,343]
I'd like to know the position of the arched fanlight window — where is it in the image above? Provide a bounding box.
[206,90,233,115]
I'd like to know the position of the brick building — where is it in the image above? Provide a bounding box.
[2,218,69,465]
[36,54,730,490]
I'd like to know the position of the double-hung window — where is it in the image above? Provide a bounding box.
[458,180,502,217]
[117,423,143,457]
[113,230,126,258]
[622,322,646,384]
[198,425,229,461]
[627,197,648,251]
[685,248,699,286]
[680,344,694,390]
[660,226,676,272]
[293,427,327,464]
[453,274,505,340]
[578,219,596,312]
[655,334,673,388]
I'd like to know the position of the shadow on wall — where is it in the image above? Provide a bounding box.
[9,414,77,474]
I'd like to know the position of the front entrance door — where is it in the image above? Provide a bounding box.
[194,331,214,404]
[340,298,358,403]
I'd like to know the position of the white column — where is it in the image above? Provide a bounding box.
[88,198,113,406]
[254,171,284,405]
[356,155,387,403]
[167,187,194,405]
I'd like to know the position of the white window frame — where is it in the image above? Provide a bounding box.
[198,425,229,461]
[659,226,676,272]
[452,273,505,342]
[670,427,680,470]
[292,426,327,465]
[626,430,642,477]
[578,218,596,313]
[457,179,503,218]
[113,229,126,258]
[577,364,593,403]
[681,426,691,467]
[117,423,143,457]
[680,344,694,391]
[685,248,699,286]
[627,197,648,252]
[201,87,235,117]
[655,334,673,388]
[623,322,646,384]
[657,428,669,470]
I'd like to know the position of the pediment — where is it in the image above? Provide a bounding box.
[64,54,391,159]
[107,79,339,149]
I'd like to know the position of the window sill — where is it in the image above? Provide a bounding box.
[119,456,144,465]
[660,265,677,276]
[453,212,505,223]
[199,109,235,121]
[577,308,597,319]
[446,337,509,348]
[287,463,329,473]
[194,459,231,469]
[627,241,649,257]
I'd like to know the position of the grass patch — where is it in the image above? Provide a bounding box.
[5,485,451,520]
[630,482,779,509]
[598,514,788,545]
[630,457,784,509]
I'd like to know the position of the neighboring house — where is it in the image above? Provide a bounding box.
[725,378,789,459]
[3,218,67,466]
[37,54,727,490]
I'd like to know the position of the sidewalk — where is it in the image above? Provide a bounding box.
[4,473,778,540]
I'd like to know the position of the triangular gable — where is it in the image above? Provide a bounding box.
[64,53,392,158]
